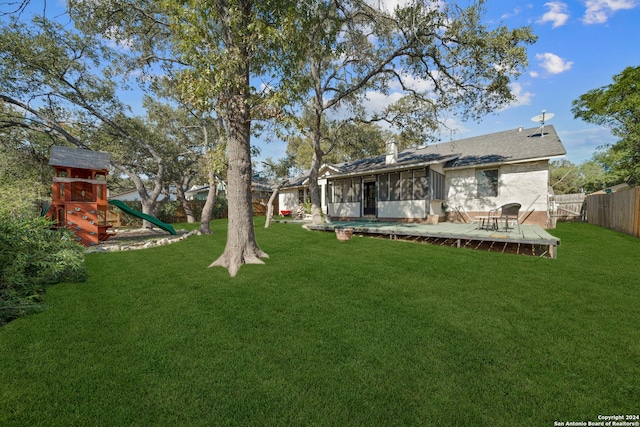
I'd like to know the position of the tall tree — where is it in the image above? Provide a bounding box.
[0,104,54,194]
[579,160,613,193]
[11,0,308,276]
[144,75,229,233]
[286,117,409,171]
[293,0,536,224]
[260,154,296,228]
[572,65,640,184]
[159,0,307,275]
[0,15,171,227]
[142,98,209,224]
[549,159,582,195]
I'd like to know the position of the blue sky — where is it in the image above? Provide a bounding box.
[9,0,640,165]
[257,0,640,165]
[452,0,640,163]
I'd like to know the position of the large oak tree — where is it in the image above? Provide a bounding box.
[68,0,310,275]
[292,0,536,224]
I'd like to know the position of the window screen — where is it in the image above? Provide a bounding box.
[430,169,444,200]
[334,179,343,202]
[389,173,400,201]
[414,169,427,200]
[379,174,388,201]
[401,171,413,200]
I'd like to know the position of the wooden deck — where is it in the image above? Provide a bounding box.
[305,220,561,258]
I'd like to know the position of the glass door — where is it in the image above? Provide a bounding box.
[364,181,376,215]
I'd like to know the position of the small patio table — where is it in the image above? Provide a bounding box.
[476,215,501,231]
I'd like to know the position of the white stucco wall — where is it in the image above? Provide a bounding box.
[378,200,427,219]
[430,162,445,174]
[328,202,361,217]
[278,190,299,212]
[445,161,549,214]
[279,184,327,214]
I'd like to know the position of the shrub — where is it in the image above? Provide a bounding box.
[0,182,87,326]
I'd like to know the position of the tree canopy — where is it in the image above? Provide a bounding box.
[3,0,539,276]
[549,159,613,194]
[572,65,640,184]
[286,0,536,224]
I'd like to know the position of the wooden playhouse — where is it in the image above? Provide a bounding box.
[47,146,113,246]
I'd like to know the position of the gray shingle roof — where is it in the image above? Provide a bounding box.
[333,151,456,176]
[417,125,566,169]
[49,146,111,171]
[328,125,565,175]
[285,171,311,188]
[282,125,566,188]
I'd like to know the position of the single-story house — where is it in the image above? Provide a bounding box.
[109,187,176,202]
[277,172,311,214]
[279,125,566,228]
[185,182,228,200]
[184,179,271,201]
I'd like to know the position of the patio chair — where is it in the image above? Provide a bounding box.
[489,203,522,234]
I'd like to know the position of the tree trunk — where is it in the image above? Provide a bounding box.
[308,154,323,225]
[308,112,325,225]
[140,197,159,229]
[209,96,267,276]
[199,171,217,235]
[264,186,280,228]
[176,185,196,223]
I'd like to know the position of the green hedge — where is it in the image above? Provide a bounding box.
[0,181,88,326]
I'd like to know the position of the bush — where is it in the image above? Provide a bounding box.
[0,182,87,326]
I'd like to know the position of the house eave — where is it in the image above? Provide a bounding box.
[326,155,458,180]
[444,155,561,171]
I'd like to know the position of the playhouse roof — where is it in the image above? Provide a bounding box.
[49,146,111,171]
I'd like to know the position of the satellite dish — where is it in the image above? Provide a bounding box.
[531,112,555,123]
[530,110,554,137]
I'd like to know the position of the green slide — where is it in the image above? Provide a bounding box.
[108,199,177,235]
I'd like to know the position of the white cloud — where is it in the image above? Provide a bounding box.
[388,72,435,93]
[537,2,570,27]
[535,52,573,74]
[493,82,534,113]
[361,90,404,117]
[509,83,535,106]
[501,7,522,20]
[582,0,638,24]
[367,0,444,13]
[103,26,133,51]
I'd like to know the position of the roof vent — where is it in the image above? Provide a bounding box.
[385,137,398,165]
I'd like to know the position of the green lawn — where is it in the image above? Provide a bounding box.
[1,219,639,426]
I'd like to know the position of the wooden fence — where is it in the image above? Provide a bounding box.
[550,193,586,222]
[107,197,274,226]
[586,187,640,237]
